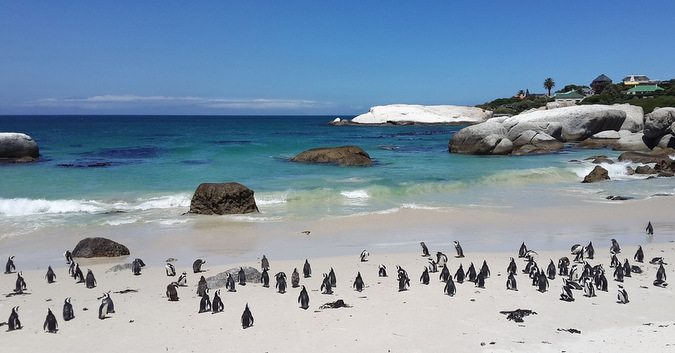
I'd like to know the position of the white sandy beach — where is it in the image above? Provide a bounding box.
[0,197,674,352]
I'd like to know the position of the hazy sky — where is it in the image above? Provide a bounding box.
[1,1,674,115]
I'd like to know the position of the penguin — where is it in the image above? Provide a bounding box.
[68,260,77,278]
[261,268,270,288]
[261,255,270,270]
[436,252,448,268]
[291,268,300,288]
[617,285,629,304]
[444,276,456,296]
[320,273,332,294]
[63,297,75,321]
[613,264,624,282]
[298,285,310,309]
[653,278,668,287]
[360,250,370,262]
[524,257,537,274]
[480,260,490,278]
[5,255,16,274]
[276,272,287,294]
[631,265,643,274]
[560,280,574,302]
[238,267,247,286]
[378,264,388,277]
[420,267,430,285]
[507,257,517,276]
[594,268,608,292]
[571,243,583,259]
[439,265,450,283]
[656,263,667,283]
[420,242,430,257]
[646,221,653,235]
[650,257,665,265]
[583,277,596,297]
[85,269,96,289]
[226,273,237,292]
[199,289,211,313]
[104,292,115,313]
[610,239,621,254]
[453,241,465,258]
[45,266,56,284]
[328,267,337,287]
[132,258,142,276]
[397,271,410,292]
[211,290,224,313]
[634,246,644,263]
[98,294,110,319]
[427,258,438,273]
[241,303,254,329]
[353,271,365,292]
[506,272,517,291]
[177,271,188,286]
[44,308,58,333]
[197,275,208,297]
[546,260,556,280]
[7,306,21,331]
[73,263,84,283]
[558,257,570,276]
[303,259,311,278]
[475,271,485,288]
[537,271,549,293]
[193,259,206,273]
[64,250,73,265]
[166,282,179,301]
[454,264,465,284]
[610,254,620,268]
[523,250,538,261]
[467,262,477,283]
[623,259,632,278]
[14,271,27,294]
[585,241,595,259]
[567,265,579,282]
[518,242,528,258]
[165,262,176,276]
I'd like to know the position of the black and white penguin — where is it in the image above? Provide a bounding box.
[617,285,629,304]
[427,258,438,273]
[420,242,430,257]
[656,263,667,283]
[165,262,176,276]
[594,267,608,292]
[613,264,624,282]
[360,250,370,262]
[45,266,56,284]
[585,241,595,259]
[444,276,456,296]
[454,264,465,284]
[85,269,97,289]
[524,257,537,275]
[650,257,665,265]
[631,265,643,274]
[537,272,549,293]
[481,260,490,278]
[298,285,310,309]
[68,260,76,278]
[166,282,179,301]
[353,271,364,292]
[467,263,477,283]
[523,250,538,261]
[646,221,654,235]
[560,280,574,302]
[571,243,584,263]
[634,246,644,263]
[7,306,21,331]
[396,266,409,282]
[518,242,528,258]
[506,272,517,291]
[43,308,58,333]
[378,264,388,277]
[197,275,208,297]
[610,254,620,268]
[303,259,311,278]
[439,265,450,283]
[328,268,337,287]
[546,260,556,280]
[583,277,596,297]
[623,259,632,278]
[291,268,300,288]
[74,263,84,283]
[610,239,621,254]
[199,289,211,313]
[98,293,111,319]
[454,241,465,258]
[558,257,570,276]
[14,271,27,294]
[64,250,73,265]
[192,259,206,273]
[261,255,270,270]
[63,297,75,321]
[132,258,143,276]
[320,273,332,294]
[226,273,237,292]
[397,270,410,292]
[241,303,254,329]
[475,271,485,288]
[212,290,224,313]
[420,267,430,285]
[261,268,270,288]
[5,255,16,274]
[177,271,187,286]
[507,257,517,276]
[276,272,287,294]
[436,252,448,268]
[238,267,247,286]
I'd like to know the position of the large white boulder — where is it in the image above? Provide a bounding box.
[351,104,492,125]
[612,103,644,132]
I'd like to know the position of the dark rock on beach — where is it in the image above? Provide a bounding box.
[291,145,373,166]
[582,165,610,183]
[72,237,130,258]
[189,182,259,215]
[0,132,39,163]
[205,267,262,289]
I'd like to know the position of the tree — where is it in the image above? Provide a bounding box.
[543,77,556,97]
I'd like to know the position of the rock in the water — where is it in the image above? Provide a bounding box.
[291,146,373,166]
[349,104,492,125]
[448,121,510,155]
[643,107,675,140]
[189,182,259,215]
[0,132,39,162]
[72,237,130,258]
[582,166,610,183]
[618,149,675,164]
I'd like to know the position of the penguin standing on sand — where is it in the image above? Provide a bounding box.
[454,264,465,284]
[197,275,208,296]
[560,279,574,302]
[199,289,211,313]
[537,271,549,293]
[132,258,143,276]
[8,306,21,331]
[634,246,644,263]
[610,254,620,268]
[397,270,410,292]
[321,273,333,294]
[212,290,224,313]
[177,272,187,286]
[276,272,287,294]
[74,264,84,283]
[85,269,97,289]
[585,241,595,259]
[68,261,76,277]
[303,259,311,278]
[291,268,300,288]
[46,266,56,284]
[518,242,528,258]
[558,257,570,276]
[328,268,337,287]
[241,304,254,329]
[481,260,491,278]
[467,263,477,282]
[14,271,27,294]
[656,263,667,283]
[444,276,456,296]
[261,268,270,288]
[594,267,608,292]
[43,308,58,333]
[610,239,621,254]
[454,241,465,258]
[193,259,206,273]
[506,273,517,291]
[646,221,654,235]
[475,271,485,288]
[5,255,16,274]
[238,267,247,286]
[378,264,388,277]
[420,267,430,285]
[546,260,556,280]
[617,285,629,304]
[298,285,310,309]
[261,255,270,271]
[507,257,517,276]
[63,298,75,321]
[420,242,430,257]
[583,277,596,297]
[64,250,73,265]
[165,262,176,276]
[623,259,632,278]
[166,282,179,301]
[353,272,365,292]
[427,258,438,273]
[436,252,448,268]
[98,293,111,319]
[613,264,624,282]
[439,265,450,283]
[571,244,584,263]
[226,273,237,292]
[360,250,370,262]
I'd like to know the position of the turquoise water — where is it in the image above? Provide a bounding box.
[1,115,673,239]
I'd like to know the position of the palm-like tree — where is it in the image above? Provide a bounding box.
[543,78,555,97]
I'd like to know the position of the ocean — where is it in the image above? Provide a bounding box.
[1,115,673,262]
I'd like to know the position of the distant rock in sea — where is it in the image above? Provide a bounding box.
[0,132,39,163]
[336,104,492,125]
[290,145,373,166]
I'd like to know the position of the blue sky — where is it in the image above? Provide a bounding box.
[1,1,674,115]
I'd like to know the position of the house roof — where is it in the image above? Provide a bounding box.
[623,75,650,85]
[592,74,612,83]
[627,85,664,93]
[554,91,585,99]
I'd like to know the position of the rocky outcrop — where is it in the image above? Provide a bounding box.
[618,149,675,164]
[578,130,650,151]
[643,107,675,140]
[345,104,493,125]
[613,104,644,132]
[582,166,610,183]
[72,237,130,258]
[189,182,259,215]
[0,132,39,163]
[448,121,510,154]
[291,146,373,166]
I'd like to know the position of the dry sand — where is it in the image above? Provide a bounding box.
[0,197,674,352]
